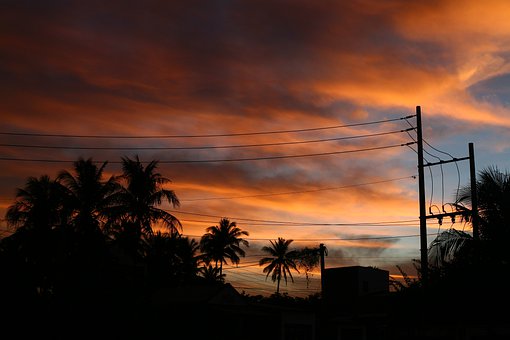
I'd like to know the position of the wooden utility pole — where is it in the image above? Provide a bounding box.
[319,243,327,293]
[469,142,479,240]
[416,106,428,286]
[416,107,478,287]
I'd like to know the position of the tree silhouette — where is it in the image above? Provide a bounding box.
[1,157,199,336]
[294,246,321,288]
[198,264,225,283]
[4,175,70,297]
[405,165,510,301]
[112,156,181,258]
[57,158,119,236]
[6,175,68,232]
[145,232,201,287]
[456,165,510,242]
[200,218,249,276]
[259,238,299,295]
[174,236,202,282]
[427,229,473,269]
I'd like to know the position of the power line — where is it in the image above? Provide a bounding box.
[0,175,416,203]
[405,122,464,212]
[223,263,261,270]
[406,143,437,213]
[404,118,463,206]
[169,209,421,226]
[180,218,422,228]
[411,138,446,210]
[0,142,416,164]
[181,175,416,201]
[183,233,434,241]
[0,115,414,139]
[244,254,417,259]
[423,138,463,203]
[0,128,414,151]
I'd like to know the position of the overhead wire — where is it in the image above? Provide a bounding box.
[179,219,421,228]
[1,114,425,241]
[0,115,415,139]
[423,149,445,212]
[183,233,435,241]
[180,175,416,201]
[405,121,446,211]
[405,130,440,217]
[405,143,435,209]
[0,128,414,151]
[0,174,416,204]
[0,142,416,163]
[404,117,462,208]
[423,139,463,204]
[169,209,420,226]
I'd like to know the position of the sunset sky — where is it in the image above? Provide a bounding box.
[2,0,510,296]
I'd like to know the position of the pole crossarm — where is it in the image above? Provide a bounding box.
[425,211,471,220]
[423,156,470,167]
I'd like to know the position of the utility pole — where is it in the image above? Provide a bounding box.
[469,142,479,240]
[416,106,428,287]
[319,243,327,293]
[416,107,478,288]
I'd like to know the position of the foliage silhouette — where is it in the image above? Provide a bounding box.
[259,237,300,294]
[293,246,321,288]
[199,217,249,276]
[6,175,68,232]
[5,175,71,298]
[1,158,190,336]
[395,165,510,313]
[57,157,119,236]
[145,231,202,288]
[456,165,510,243]
[199,264,226,283]
[111,156,181,259]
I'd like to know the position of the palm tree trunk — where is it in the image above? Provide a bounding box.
[276,273,281,294]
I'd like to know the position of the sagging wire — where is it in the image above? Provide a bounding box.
[405,118,467,220]
[405,119,447,209]
[423,139,462,205]
[405,129,438,217]
[405,116,462,205]
[407,144,436,217]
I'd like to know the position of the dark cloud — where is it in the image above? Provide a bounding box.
[468,73,510,106]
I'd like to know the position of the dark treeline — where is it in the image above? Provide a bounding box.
[388,165,510,331]
[3,157,510,338]
[0,156,323,339]
[0,157,252,337]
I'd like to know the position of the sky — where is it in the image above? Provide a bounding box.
[2,0,510,296]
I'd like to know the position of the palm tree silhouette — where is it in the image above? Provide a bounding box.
[427,229,473,268]
[5,175,69,296]
[145,232,201,286]
[200,218,249,276]
[6,175,68,232]
[456,165,510,241]
[57,158,119,236]
[259,237,299,295]
[113,156,181,257]
[175,236,202,281]
[198,264,225,283]
[420,166,510,296]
